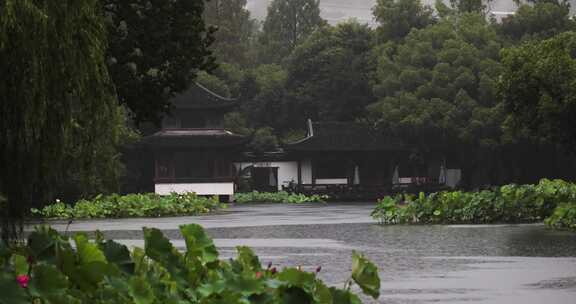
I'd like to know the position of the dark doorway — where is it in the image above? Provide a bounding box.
[252,167,278,192]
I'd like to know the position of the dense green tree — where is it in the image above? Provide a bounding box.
[373,0,435,41]
[102,0,216,124]
[223,112,254,136]
[204,0,258,66]
[432,0,491,17]
[498,0,574,41]
[212,63,247,97]
[249,127,280,153]
[0,0,123,240]
[449,0,489,14]
[369,13,503,147]
[259,0,326,64]
[240,64,289,130]
[499,31,576,152]
[284,21,376,126]
[368,13,506,186]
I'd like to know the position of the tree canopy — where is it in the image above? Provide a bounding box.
[259,0,326,64]
[499,31,576,152]
[240,64,289,130]
[103,0,216,124]
[498,0,574,42]
[448,0,488,14]
[373,0,435,42]
[368,13,504,148]
[284,21,376,126]
[204,0,258,66]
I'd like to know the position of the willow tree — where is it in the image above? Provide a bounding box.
[0,0,120,240]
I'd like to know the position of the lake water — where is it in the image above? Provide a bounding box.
[110,223,576,303]
[62,203,576,303]
[201,223,576,304]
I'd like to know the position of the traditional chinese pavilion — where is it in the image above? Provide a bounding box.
[140,83,248,200]
[235,120,458,200]
[283,120,407,199]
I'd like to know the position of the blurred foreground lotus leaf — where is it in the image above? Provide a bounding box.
[0,224,380,303]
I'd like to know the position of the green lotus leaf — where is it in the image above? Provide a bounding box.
[28,264,69,298]
[143,227,188,285]
[329,287,362,304]
[351,251,380,299]
[180,224,219,263]
[236,246,261,273]
[100,239,135,274]
[74,234,106,265]
[12,254,28,276]
[129,276,156,304]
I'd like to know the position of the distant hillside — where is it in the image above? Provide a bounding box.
[246,0,576,25]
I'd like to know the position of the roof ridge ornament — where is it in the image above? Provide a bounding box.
[307,118,314,137]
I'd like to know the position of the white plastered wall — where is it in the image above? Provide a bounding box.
[235,161,297,191]
[301,159,312,184]
[446,169,462,188]
[315,178,348,184]
[155,183,234,195]
[235,160,314,190]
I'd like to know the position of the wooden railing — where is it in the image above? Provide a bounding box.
[287,180,450,201]
[395,177,440,186]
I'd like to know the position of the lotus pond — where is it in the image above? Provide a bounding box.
[80,202,576,304]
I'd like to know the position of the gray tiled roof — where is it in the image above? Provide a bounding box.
[285,121,406,152]
[141,129,248,148]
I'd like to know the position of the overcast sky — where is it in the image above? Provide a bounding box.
[246,0,575,26]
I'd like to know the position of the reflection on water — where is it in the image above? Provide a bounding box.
[205,223,576,257]
[103,223,576,303]
[202,223,576,304]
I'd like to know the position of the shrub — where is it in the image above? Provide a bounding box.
[31,192,221,219]
[0,224,380,303]
[235,191,328,204]
[372,179,576,226]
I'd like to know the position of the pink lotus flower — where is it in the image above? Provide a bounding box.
[16,274,29,288]
[255,272,262,279]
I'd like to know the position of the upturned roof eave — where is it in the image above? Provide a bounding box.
[283,118,315,146]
